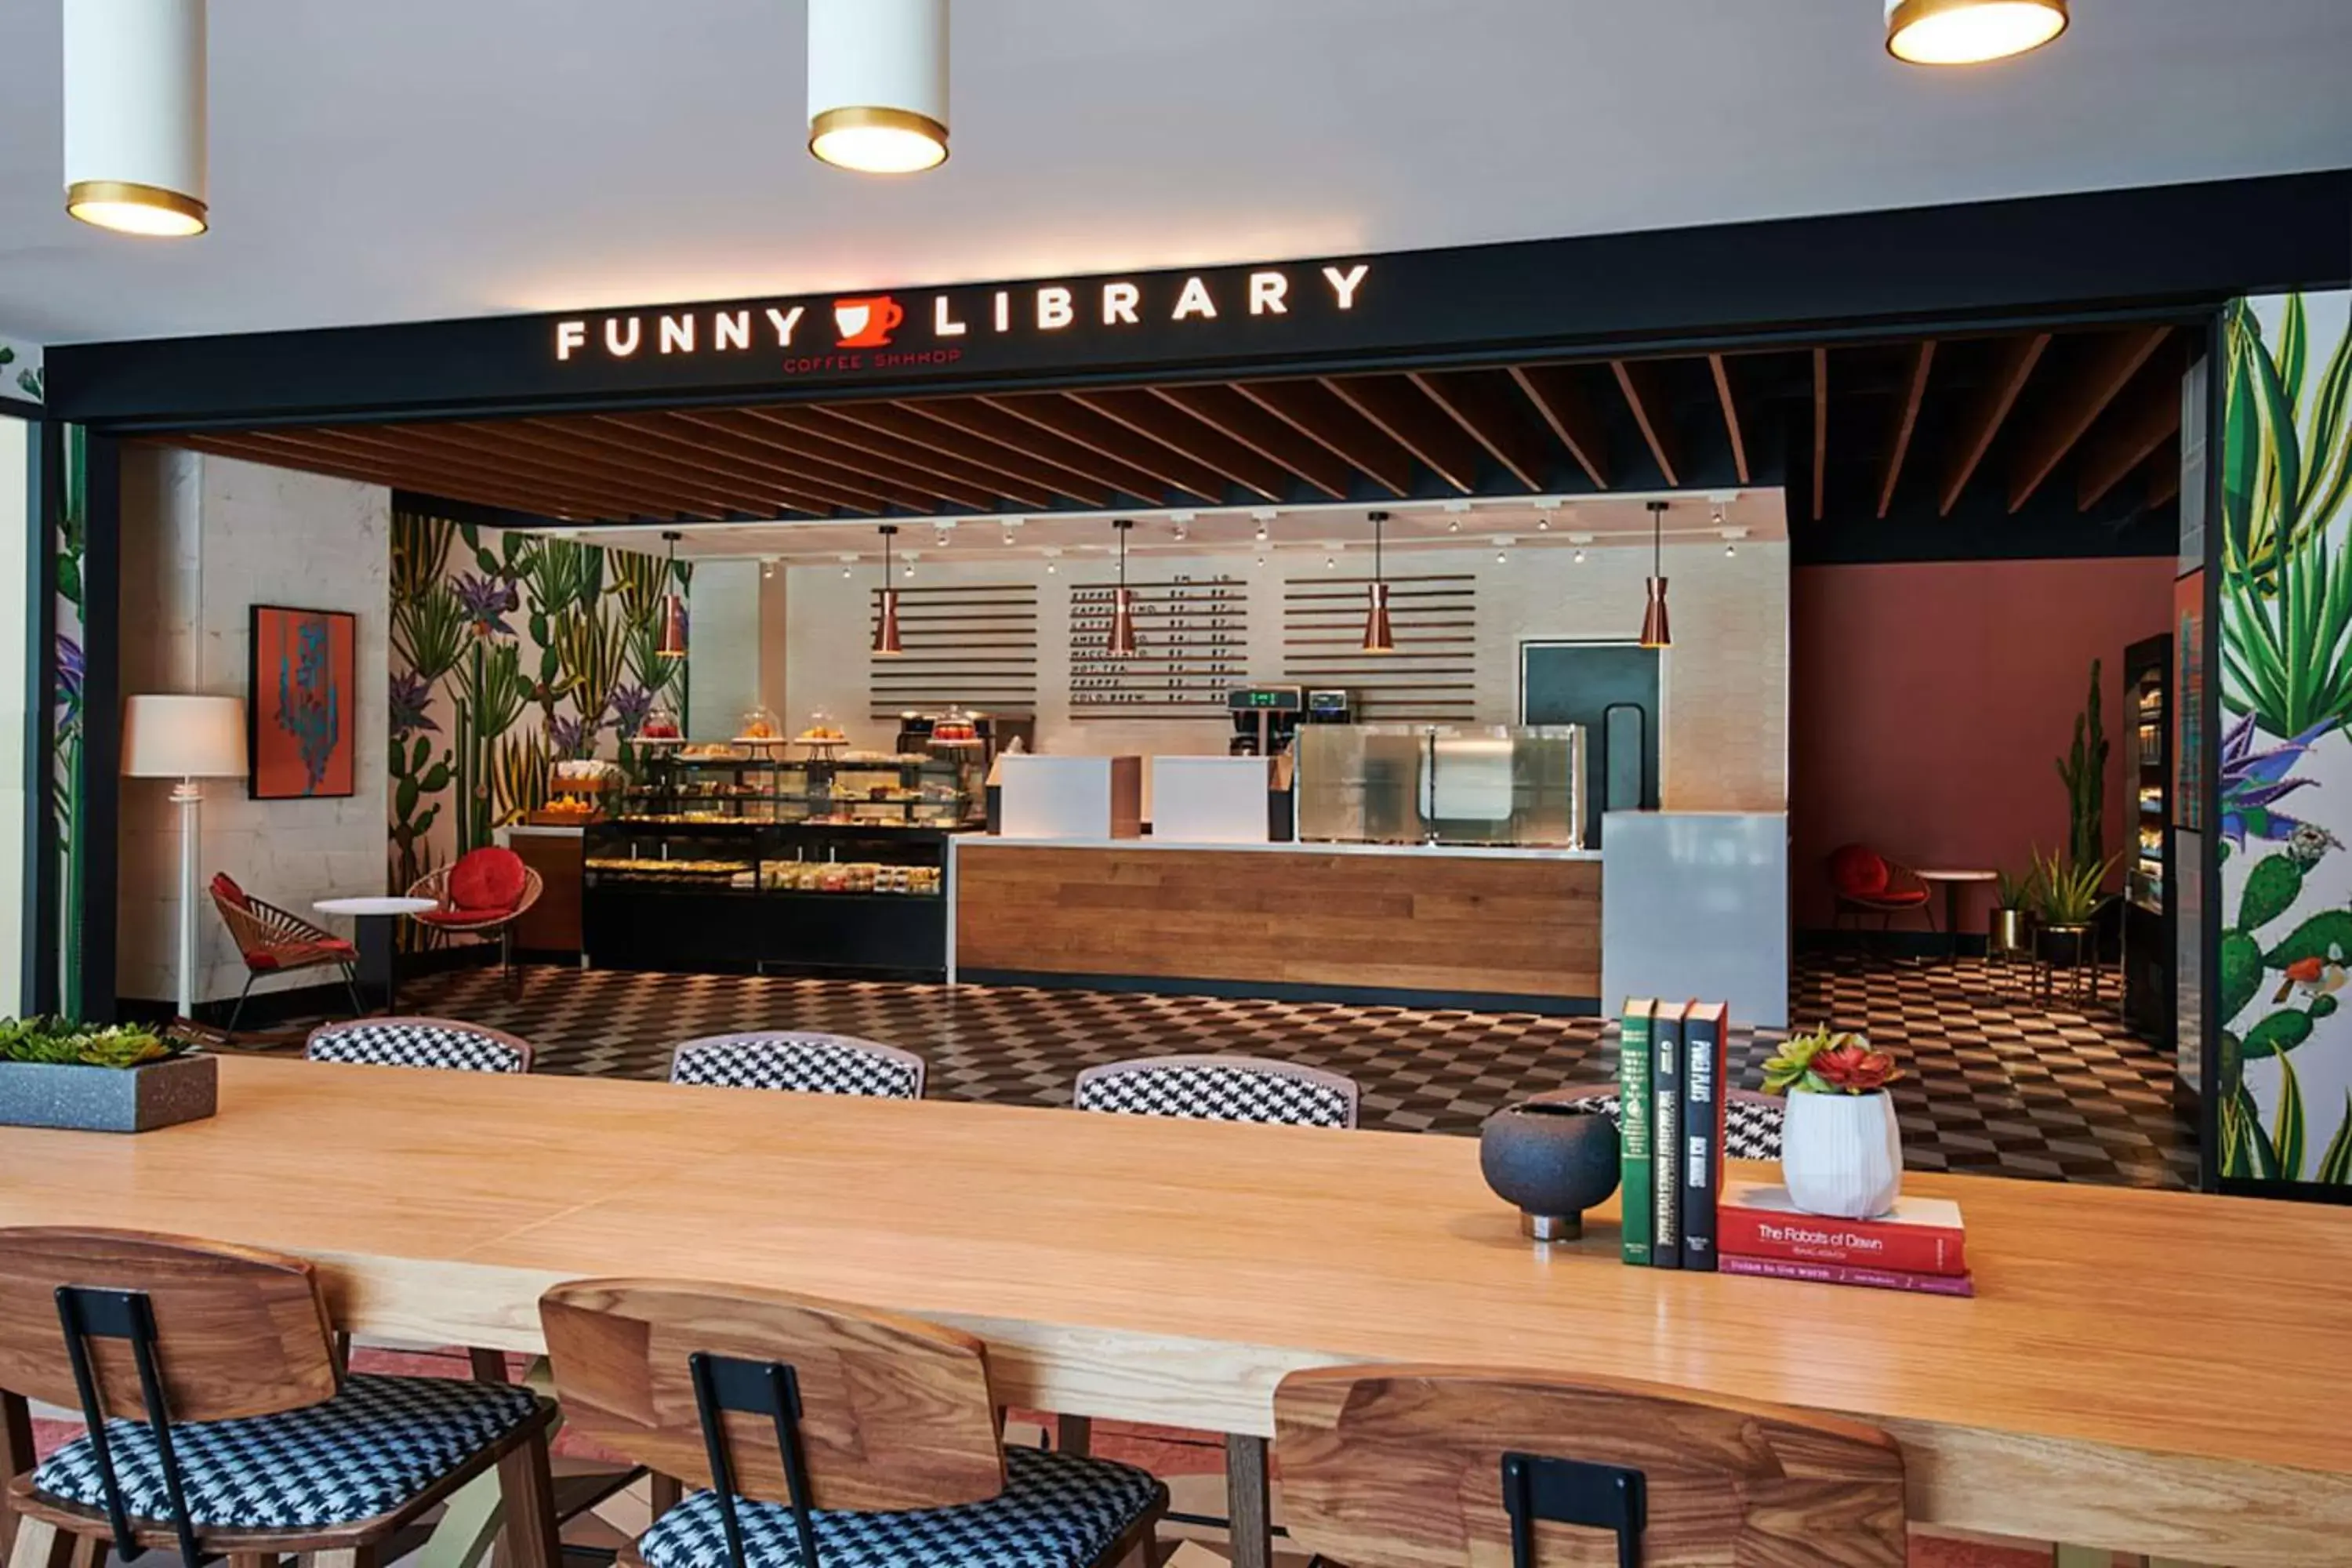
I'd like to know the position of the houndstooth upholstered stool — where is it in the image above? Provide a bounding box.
[1545,1084,1786,1160]
[1066,1053,1363,1565]
[0,1229,560,1568]
[1073,1054,1359,1129]
[306,1017,535,1074]
[667,1033,927,1099]
[540,1279,1165,1568]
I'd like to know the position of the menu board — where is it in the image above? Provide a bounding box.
[1069,575,1249,718]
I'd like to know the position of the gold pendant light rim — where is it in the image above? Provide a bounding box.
[65,179,209,234]
[1885,0,2069,63]
[808,105,951,169]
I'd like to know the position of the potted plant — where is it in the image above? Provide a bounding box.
[2029,845,2118,967]
[1761,1025,1904,1218]
[0,1018,217,1133]
[1989,866,2034,957]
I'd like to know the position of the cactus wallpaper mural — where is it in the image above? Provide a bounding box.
[2218,291,2352,1187]
[387,506,689,911]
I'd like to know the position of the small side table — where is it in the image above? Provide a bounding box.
[314,896,439,1013]
[1914,869,1998,963]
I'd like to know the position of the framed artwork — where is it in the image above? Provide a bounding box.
[249,604,357,799]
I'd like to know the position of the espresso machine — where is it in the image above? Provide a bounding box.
[1228,686,1353,756]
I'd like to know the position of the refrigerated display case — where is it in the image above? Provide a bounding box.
[583,818,955,978]
[2122,633,2173,1046]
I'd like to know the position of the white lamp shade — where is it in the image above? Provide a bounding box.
[808,0,949,172]
[64,0,209,235]
[122,694,246,779]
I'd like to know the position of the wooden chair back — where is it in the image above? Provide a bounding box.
[540,1279,1005,1514]
[1275,1366,1907,1568]
[0,1229,339,1423]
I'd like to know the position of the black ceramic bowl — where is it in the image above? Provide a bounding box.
[1479,1100,1622,1242]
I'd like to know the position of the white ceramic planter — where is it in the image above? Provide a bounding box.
[1780,1091,1901,1218]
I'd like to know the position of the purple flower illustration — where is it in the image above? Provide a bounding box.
[452,573,520,639]
[53,635,84,717]
[546,714,592,758]
[609,684,654,740]
[388,670,438,741]
[2220,712,2334,848]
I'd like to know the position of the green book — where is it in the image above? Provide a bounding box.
[1617,998,1656,1265]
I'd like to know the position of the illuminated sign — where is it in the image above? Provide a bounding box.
[551,263,1373,373]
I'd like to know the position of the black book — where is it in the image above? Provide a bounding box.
[1681,1001,1730,1272]
[1650,1001,1686,1270]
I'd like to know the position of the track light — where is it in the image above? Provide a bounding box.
[1639,503,1671,651]
[64,0,209,237]
[808,0,949,173]
[1107,520,1138,657]
[873,525,903,655]
[655,532,688,660]
[1362,511,1394,654]
[1886,0,2067,65]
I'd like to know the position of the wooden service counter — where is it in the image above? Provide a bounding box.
[951,837,1600,1013]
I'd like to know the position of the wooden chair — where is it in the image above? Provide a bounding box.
[0,1228,560,1568]
[1073,1054,1359,1129]
[208,873,363,1039]
[1275,1365,1907,1568]
[1065,1054,1362,1555]
[539,1278,1166,1568]
[305,1017,534,1075]
[668,1032,927,1098]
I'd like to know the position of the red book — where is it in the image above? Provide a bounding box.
[1722,1254,1975,1298]
[1719,1181,1967,1277]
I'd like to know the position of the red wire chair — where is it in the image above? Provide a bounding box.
[208,873,365,1038]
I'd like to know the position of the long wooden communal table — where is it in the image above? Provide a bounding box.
[2,1057,2350,1566]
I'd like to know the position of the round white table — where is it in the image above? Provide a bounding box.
[1913,869,1998,962]
[314,896,439,1012]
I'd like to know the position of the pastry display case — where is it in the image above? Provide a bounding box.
[620,746,973,827]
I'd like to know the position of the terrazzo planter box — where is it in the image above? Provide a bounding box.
[0,1054,217,1133]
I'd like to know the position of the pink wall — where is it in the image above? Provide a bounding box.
[1790,557,2176,931]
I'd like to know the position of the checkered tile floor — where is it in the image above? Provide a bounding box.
[347,951,2196,1189]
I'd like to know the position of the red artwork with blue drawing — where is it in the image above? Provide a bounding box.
[249,604,357,799]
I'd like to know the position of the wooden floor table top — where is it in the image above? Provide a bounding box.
[4,1056,2350,1563]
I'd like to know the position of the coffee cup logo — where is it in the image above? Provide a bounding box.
[833,295,906,347]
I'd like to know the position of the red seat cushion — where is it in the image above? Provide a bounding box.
[210,873,250,911]
[1828,844,1892,900]
[415,906,508,930]
[247,938,356,972]
[448,848,528,913]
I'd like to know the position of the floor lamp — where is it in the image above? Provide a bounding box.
[122,695,248,1019]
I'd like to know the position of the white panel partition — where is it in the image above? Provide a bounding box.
[1149,755,1270,843]
[997,754,1139,840]
[1601,811,1789,1029]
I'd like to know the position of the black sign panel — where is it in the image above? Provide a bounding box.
[44,170,2352,430]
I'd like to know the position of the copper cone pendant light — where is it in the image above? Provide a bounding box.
[1107,519,1138,657]
[1362,510,1395,653]
[1639,502,1671,650]
[873,525,904,655]
[655,532,690,659]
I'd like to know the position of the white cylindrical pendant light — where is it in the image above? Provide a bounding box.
[64,0,209,237]
[1886,0,2068,66]
[808,0,949,174]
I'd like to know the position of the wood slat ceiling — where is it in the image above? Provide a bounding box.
[163,325,2187,531]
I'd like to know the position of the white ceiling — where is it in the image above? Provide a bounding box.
[583,490,1788,563]
[2,1,2347,347]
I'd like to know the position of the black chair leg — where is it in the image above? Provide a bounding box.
[225,974,257,1040]
[341,963,366,1019]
